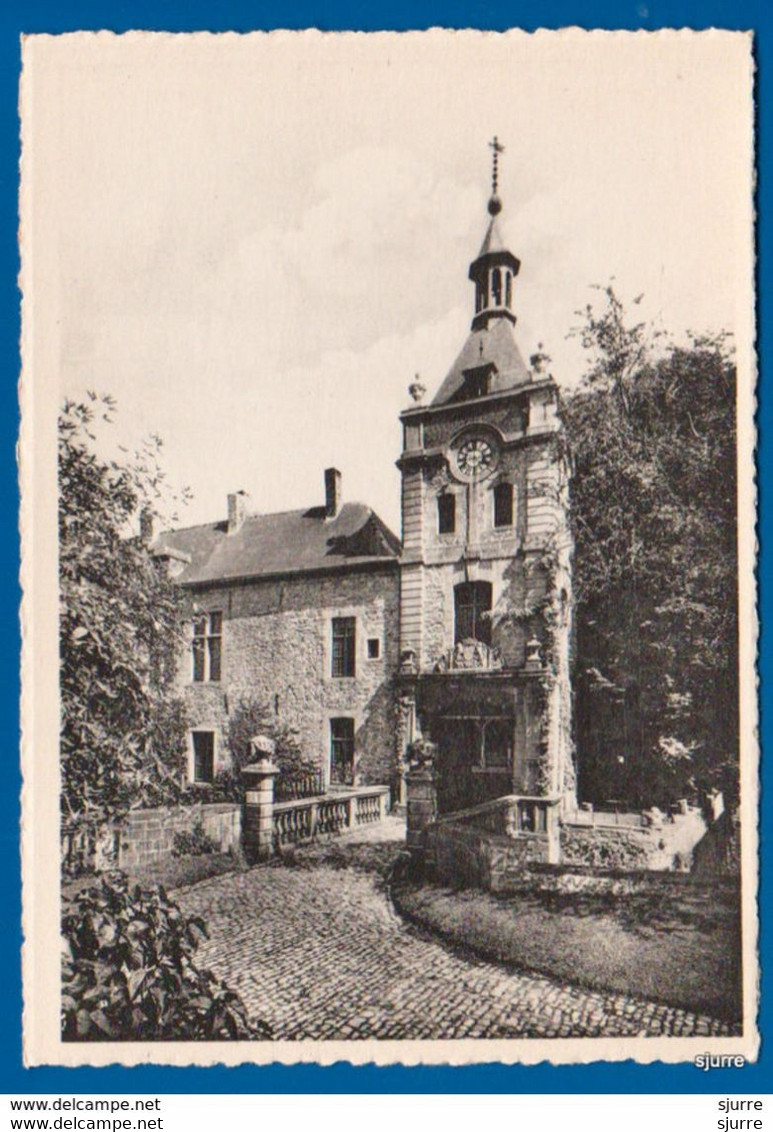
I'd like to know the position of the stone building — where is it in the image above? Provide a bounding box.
[151,469,401,791]
[396,175,575,816]
[152,148,575,816]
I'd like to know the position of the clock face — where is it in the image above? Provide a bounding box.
[456,436,496,479]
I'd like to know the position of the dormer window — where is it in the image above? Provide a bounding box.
[437,492,456,535]
[494,481,514,528]
[468,371,489,398]
[450,362,497,404]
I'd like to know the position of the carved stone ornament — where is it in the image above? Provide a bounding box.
[406,739,437,769]
[249,734,277,759]
[434,638,503,672]
[426,458,451,490]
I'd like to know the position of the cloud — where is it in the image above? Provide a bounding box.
[185,146,482,373]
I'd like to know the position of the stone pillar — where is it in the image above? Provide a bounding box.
[406,743,437,856]
[546,804,561,865]
[241,736,279,863]
[395,687,417,810]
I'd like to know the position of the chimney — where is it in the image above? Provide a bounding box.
[227,490,249,534]
[139,507,154,547]
[325,468,342,519]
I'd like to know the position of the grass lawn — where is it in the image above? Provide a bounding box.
[394,871,742,1022]
[62,851,247,903]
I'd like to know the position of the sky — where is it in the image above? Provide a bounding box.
[25,30,753,533]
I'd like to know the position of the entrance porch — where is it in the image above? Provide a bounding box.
[401,671,546,815]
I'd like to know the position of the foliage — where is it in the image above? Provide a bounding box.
[172,821,219,858]
[225,696,315,777]
[61,871,270,1040]
[59,395,192,826]
[190,768,245,804]
[565,286,738,807]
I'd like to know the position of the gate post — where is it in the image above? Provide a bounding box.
[406,741,437,856]
[241,736,279,863]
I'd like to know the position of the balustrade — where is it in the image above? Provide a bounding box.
[274,769,325,803]
[270,786,389,851]
[355,792,383,825]
[273,801,315,848]
[317,797,349,835]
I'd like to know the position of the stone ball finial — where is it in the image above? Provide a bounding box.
[488,194,502,216]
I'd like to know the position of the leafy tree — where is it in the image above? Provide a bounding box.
[565,287,738,807]
[59,394,191,827]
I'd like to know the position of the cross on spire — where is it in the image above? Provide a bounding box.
[489,136,505,196]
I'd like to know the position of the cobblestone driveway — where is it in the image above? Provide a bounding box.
[177,822,736,1041]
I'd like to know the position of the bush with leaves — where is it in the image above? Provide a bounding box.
[59,395,192,827]
[61,871,270,1040]
[226,697,316,777]
[172,821,218,858]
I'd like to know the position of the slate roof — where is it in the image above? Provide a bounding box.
[152,502,400,587]
[475,216,507,258]
[431,317,532,406]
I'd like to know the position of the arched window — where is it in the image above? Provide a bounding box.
[494,481,514,528]
[491,268,502,306]
[437,492,456,535]
[454,581,492,645]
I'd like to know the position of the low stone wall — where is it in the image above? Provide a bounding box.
[117,803,242,869]
[561,809,706,872]
[423,805,708,892]
[559,823,664,871]
[426,822,553,893]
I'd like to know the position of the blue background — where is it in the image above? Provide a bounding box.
[3,0,767,1095]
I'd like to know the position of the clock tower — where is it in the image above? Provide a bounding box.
[397,141,575,817]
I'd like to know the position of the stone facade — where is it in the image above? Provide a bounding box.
[401,416,568,674]
[179,565,400,789]
[156,175,575,829]
[395,191,575,815]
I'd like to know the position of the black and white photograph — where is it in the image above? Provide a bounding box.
[20,28,756,1066]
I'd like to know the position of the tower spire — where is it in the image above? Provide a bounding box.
[467,138,519,331]
[488,136,505,216]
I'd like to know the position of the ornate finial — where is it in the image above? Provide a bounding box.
[525,636,543,671]
[530,342,552,376]
[488,136,505,215]
[408,375,426,403]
